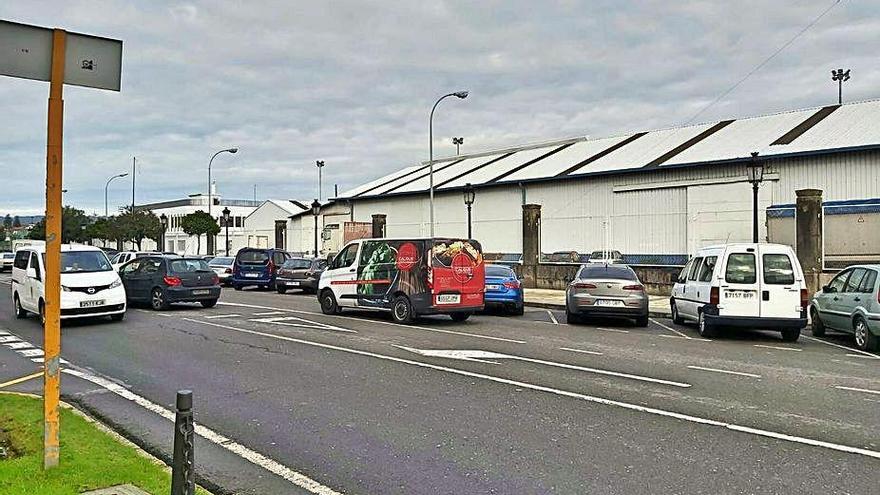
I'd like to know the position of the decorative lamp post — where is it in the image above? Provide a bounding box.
[747,152,765,243]
[316,160,325,202]
[463,183,476,239]
[429,91,468,237]
[831,68,850,105]
[452,137,464,155]
[222,207,231,256]
[159,213,167,252]
[311,199,321,257]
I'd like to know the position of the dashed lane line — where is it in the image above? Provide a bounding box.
[754,344,802,352]
[204,314,243,319]
[834,385,880,396]
[595,327,630,334]
[687,365,761,379]
[559,347,603,356]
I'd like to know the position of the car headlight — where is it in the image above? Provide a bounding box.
[110,279,123,289]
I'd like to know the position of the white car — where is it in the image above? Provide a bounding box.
[11,244,127,322]
[110,251,155,272]
[670,243,808,341]
[0,252,14,272]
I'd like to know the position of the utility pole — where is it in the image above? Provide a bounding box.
[131,156,136,213]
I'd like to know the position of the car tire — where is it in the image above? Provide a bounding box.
[853,316,878,352]
[391,295,414,324]
[13,294,27,319]
[512,303,525,316]
[277,286,287,294]
[781,328,801,343]
[201,299,218,309]
[670,300,684,325]
[233,284,243,291]
[636,313,649,327]
[110,313,125,322]
[566,310,580,324]
[38,300,46,326]
[810,307,826,337]
[698,311,716,338]
[450,312,471,322]
[320,290,340,315]
[151,288,169,311]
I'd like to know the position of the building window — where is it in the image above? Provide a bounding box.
[235,216,243,228]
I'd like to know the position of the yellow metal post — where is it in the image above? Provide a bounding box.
[43,28,66,470]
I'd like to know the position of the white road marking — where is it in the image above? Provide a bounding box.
[188,318,880,461]
[846,353,880,360]
[595,327,630,334]
[650,318,692,339]
[248,316,355,333]
[3,341,32,350]
[546,310,558,325]
[834,385,880,396]
[0,335,21,343]
[392,345,500,364]
[19,348,44,358]
[218,301,526,344]
[254,311,286,316]
[801,335,880,359]
[62,368,343,495]
[559,347,604,356]
[687,365,761,379]
[658,335,712,342]
[204,314,243,319]
[753,344,802,352]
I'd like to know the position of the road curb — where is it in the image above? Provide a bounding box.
[524,301,672,319]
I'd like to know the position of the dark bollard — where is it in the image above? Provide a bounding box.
[171,390,195,495]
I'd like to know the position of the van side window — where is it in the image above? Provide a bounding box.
[28,252,41,281]
[14,251,30,270]
[762,254,795,285]
[333,244,358,269]
[827,270,849,293]
[859,270,877,293]
[677,261,691,284]
[844,268,866,293]
[725,253,756,284]
[697,256,717,282]
[687,257,703,281]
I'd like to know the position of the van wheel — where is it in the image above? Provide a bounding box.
[810,308,825,337]
[781,328,801,343]
[13,294,27,319]
[200,299,218,309]
[39,300,46,325]
[276,286,287,294]
[450,312,471,322]
[320,290,340,315]
[670,300,684,325]
[853,316,878,352]
[391,296,413,324]
[698,312,716,338]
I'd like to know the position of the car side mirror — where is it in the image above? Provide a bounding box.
[26,267,37,279]
[821,285,834,294]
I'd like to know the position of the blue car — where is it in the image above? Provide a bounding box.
[232,248,291,291]
[484,264,524,315]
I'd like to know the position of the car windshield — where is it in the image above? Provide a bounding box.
[238,250,269,265]
[577,264,637,281]
[2,253,13,259]
[43,251,113,273]
[486,265,515,278]
[590,251,619,259]
[283,259,313,269]
[169,259,212,273]
[210,257,234,266]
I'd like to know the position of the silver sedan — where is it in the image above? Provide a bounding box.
[565,264,649,326]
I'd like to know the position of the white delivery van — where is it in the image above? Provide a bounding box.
[670,243,807,341]
[11,244,127,323]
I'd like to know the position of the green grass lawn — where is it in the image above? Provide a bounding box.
[0,392,209,495]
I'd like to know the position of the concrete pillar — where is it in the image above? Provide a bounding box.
[796,189,823,295]
[522,204,541,288]
[371,214,386,238]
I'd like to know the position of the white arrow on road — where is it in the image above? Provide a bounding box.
[394,345,691,388]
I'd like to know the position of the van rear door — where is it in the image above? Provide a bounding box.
[719,251,760,317]
[758,246,802,319]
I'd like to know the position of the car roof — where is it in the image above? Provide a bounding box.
[19,244,105,254]
[837,264,880,270]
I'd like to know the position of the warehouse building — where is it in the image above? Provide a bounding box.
[330,99,880,268]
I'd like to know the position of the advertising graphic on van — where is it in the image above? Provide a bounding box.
[356,239,429,308]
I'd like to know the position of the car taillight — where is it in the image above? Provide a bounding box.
[163,276,182,287]
[710,286,719,305]
[212,274,220,285]
[572,283,597,289]
[622,284,644,291]
[503,280,521,289]
[268,260,275,273]
[427,267,433,291]
[801,288,809,309]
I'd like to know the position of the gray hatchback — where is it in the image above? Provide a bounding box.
[810,264,880,351]
[566,264,649,326]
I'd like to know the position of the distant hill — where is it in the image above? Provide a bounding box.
[1,215,43,226]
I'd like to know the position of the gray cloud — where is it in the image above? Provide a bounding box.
[0,0,876,214]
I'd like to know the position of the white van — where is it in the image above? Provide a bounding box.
[670,243,807,341]
[11,244,127,322]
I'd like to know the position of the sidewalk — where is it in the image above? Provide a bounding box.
[524,288,672,318]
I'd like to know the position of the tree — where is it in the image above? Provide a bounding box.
[12,216,21,228]
[3,215,11,229]
[27,206,90,243]
[113,208,163,250]
[181,210,219,254]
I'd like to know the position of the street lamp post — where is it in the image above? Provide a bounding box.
[463,183,475,239]
[831,68,850,105]
[222,207,231,256]
[747,152,765,243]
[311,199,321,258]
[207,147,238,254]
[452,137,464,155]
[105,173,129,217]
[429,91,468,238]
[316,160,325,202]
[159,213,167,252]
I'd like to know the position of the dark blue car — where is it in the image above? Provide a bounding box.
[232,248,290,291]
[484,264,524,315]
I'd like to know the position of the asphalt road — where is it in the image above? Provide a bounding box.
[1,272,879,494]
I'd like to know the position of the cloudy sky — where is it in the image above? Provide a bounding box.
[1,0,877,215]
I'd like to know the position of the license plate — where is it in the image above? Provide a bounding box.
[595,299,624,307]
[244,273,260,278]
[192,289,210,295]
[486,284,500,290]
[80,300,105,308]
[725,290,755,299]
[288,281,300,286]
[436,294,461,305]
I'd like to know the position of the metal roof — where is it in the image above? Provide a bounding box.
[337,99,880,199]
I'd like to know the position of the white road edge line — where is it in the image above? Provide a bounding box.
[802,335,880,360]
[687,365,761,379]
[650,318,692,339]
[834,385,880,396]
[62,369,343,495]
[846,353,880,360]
[559,347,603,356]
[218,301,526,344]
[546,310,559,325]
[753,344,802,352]
[187,318,880,460]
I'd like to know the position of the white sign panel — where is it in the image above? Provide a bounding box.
[0,20,122,91]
